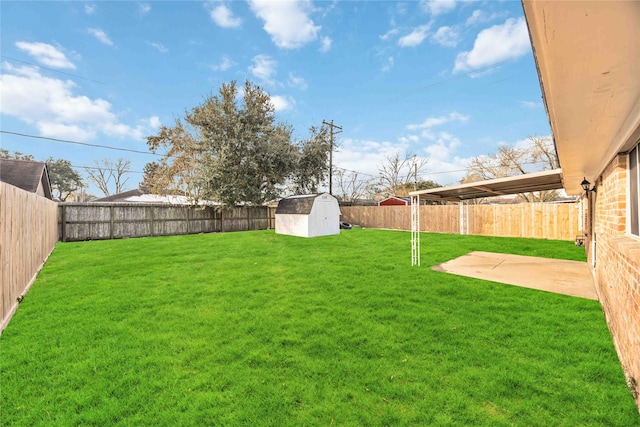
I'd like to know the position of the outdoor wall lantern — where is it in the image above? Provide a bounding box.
[581,177,596,194]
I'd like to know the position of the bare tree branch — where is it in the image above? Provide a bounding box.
[463,136,560,202]
[86,158,131,197]
[378,151,428,197]
[333,169,373,203]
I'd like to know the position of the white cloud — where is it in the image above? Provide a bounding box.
[466,10,481,25]
[146,116,161,129]
[84,3,96,14]
[420,0,457,16]
[432,26,459,47]
[398,24,431,47]
[320,36,332,53]
[37,122,97,141]
[87,28,114,46]
[335,132,473,187]
[15,42,76,70]
[334,138,408,178]
[0,63,155,141]
[248,0,320,49]
[454,17,530,73]
[466,9,505,26]
[211,55,236,71]
[379,28,399,41]
[407,112,469,132]
[337,119,475,187]
[148,42,168,53]
[248,54,277,84]
[382,56,394,73]
[519,100,540,109]
[209,3,242,28]
[270,95,294,112]
[139,3,151,15]
[287,73,307,90]
[398,135,420,144]
[426,132,461,160]
[423,147,471,184]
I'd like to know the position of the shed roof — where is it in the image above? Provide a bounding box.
[276,194,328,215]
[0,158,52,199]
[409,169,564,202]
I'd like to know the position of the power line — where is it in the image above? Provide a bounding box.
[73,164,144,175]
[385,60,511,103]
[1,130,162,157]
[333,165,378,178]
[4,131,554,184]
[1,55,107,85]
[410,77,515,108]
[334,159,556,182]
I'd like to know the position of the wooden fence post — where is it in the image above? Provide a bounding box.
[150,206,155,237]
[109,205,114,240]
[60,204,66,242]
[186,207,190,234]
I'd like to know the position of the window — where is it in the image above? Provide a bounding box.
[630,144,640,236]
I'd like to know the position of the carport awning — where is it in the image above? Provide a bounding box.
[409,169,564,202]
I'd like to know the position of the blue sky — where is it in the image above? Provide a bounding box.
[0,0,550,195]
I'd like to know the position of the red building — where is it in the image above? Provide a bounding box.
[378,196,425,206]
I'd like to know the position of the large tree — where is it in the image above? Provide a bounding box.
[145,80,331,207]
[45,157,84,201]
[463,135,560,202]
[0,149,34,161]
[290,124,331,194]
[145,119,206,204]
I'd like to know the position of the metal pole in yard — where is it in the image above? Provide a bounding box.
[323,119,342,195]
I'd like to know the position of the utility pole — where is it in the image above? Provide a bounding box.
[322,119,342,195]
[414,154,418,192]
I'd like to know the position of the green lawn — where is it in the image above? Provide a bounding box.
[1,229,637,425]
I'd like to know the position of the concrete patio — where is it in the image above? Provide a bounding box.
[433,251,598,300]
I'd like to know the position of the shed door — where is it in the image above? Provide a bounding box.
[315,200,334,236]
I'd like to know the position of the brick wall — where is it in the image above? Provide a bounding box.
[590,154,640,408]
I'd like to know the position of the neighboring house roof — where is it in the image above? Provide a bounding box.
[523,1,640,194]
[94,188,219,205]
[0,158,53,199]
[379,196,411,205]
[94,188,150,202]
[379,196,428,206]
[276,193,337,215]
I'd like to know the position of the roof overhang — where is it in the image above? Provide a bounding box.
[522,0,640,195]
[409,169,564,202]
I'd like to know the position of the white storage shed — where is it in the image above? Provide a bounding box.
[275,193,341,238]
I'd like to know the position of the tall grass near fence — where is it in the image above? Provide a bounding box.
[341,203,581,241]
[0,182,58,332]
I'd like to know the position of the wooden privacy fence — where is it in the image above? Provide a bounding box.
[58,203,277,242]
[341,202,581,241]
[1,182,58,332]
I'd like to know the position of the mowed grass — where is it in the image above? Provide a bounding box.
[1,229,637,425]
